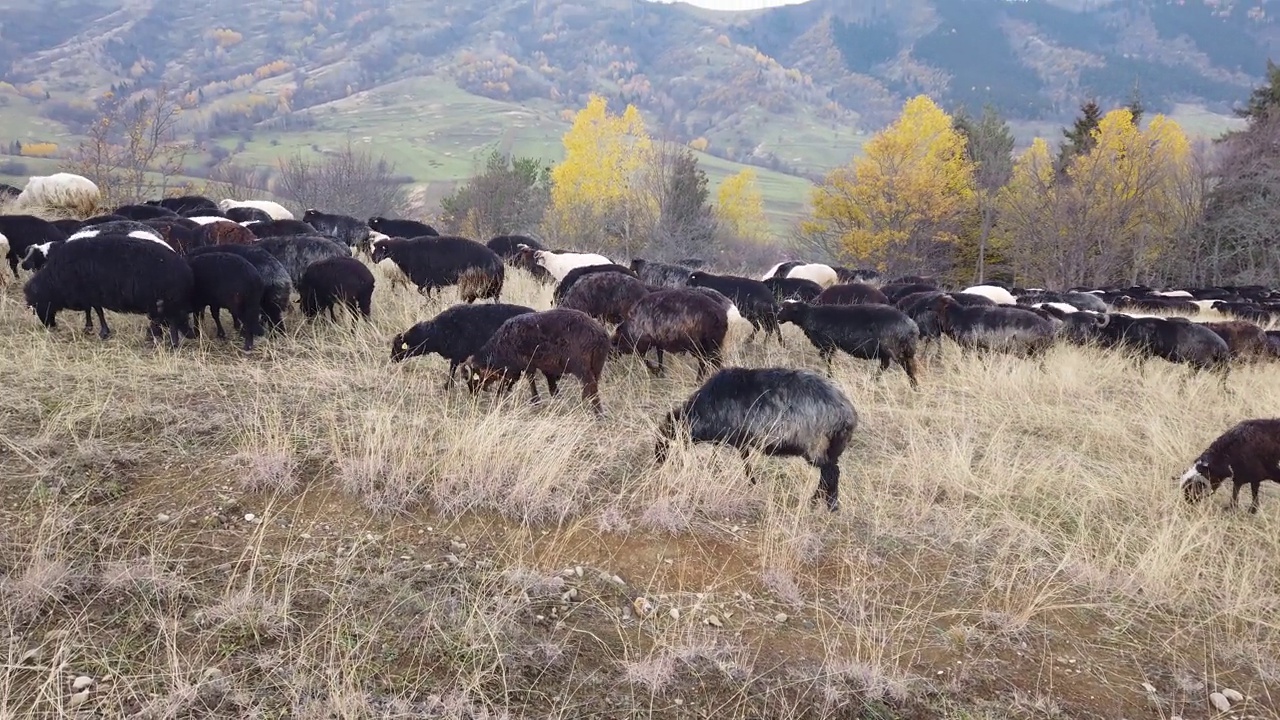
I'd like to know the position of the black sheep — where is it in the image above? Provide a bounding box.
[297,256,375,322]
[368,216,438,238]
[246,219,317,239]
[0,182,22,199]
[187,244,292,333]
[80,214,130,227]
[486,234,543,260]
[881,282,940,303]
[552,264,638,305]
[303,209,372,254]
[50,219,83,235]
[612,288,728,379]
[22,235,194,347]
[935,295,1056,358]
[224,206,272,224]
[778,301,920,387]
[370,236,504,302]
[654,367,858,512]
[462,308,610,415]
[834,266,880,283]
[143,218,203,254]
[391,303,537,386]
[147,195,219,215]
[813,282,889,306]
[188,252,266,351]
[764,276,823,303]
[0,214,68,277]
[254,235,352,287]
[69,221,172,249]
[687,270,781,345]
[114,204,178,221]
[560,271,652,324]
[630,258,693,288]
[1179,418,1280,514]
[1065,312,1230,375]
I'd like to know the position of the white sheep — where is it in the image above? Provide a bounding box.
[526,247,614,282]
[187,215,237,226]
[218,199,294,220]
[961,284,1018,305]
[17,173,100,216]
[1155,290,1194,298]
[786,263,839,288]
[760,262,788,281]
[1191,299,1218,312]
[1031,301,1079,315]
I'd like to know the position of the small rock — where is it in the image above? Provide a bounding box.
[561,589,579,602]
[450,540,467,551]
[444,554,460,565]
[19,648,40,664]
[575,566,583,577]
[243,513,255,522]
[674,698,683,706]
[399,555,411,561]
[72,676,93,691]
[1141,682,1157,694]
[1221,688,1244,703]
[156,513,171,523]
[706,615,723,628]
[668,608,680,621]
[68,690,90,708]
[1209,692,1231,712]
[774,613,789,623]
[632,597,653,618]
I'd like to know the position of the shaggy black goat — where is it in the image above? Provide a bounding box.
[935,295,1055,358]
[247,219,318,239]
[630,258,693,288]
[188,252,265,351]
[687,270,781,344]
[147,195,219,215]
[303,209,372,254]
[560,271,652,325]
[0,214,68,277]
[370,236,504,302]
[22,235,194,347]
[612,288,728,379]
[391,303,537,385]
[1179,418,1280,514]
[187,244,292,333]
[368,217,438,238]
[764,276,823,303]
[552,264,638,305]
[255,235,352,287]
[654,367,858,511]
[297,256,375,322]
[813,282,889,306]
[778,301,920,387]
[462,308,610,415]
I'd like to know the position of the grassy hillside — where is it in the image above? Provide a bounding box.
[1,256,1278,718]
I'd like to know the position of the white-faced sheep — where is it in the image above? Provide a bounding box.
[1179,418,1280,514]
[519,246,614,283]
[16,173,101,216]
[218,199,294,220]
[654,367,858,511]
[390,303,537,386]
[461,308,610,416]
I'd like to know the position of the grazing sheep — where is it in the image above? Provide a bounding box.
[17,173,100,216]
[113,204,178,221]
[254,235,352,287]
[1212,301,1272,325]
[368,216,438,238]
[961,284,1018,305]
[224,206,272,224]
[218,199,293,220]
[687,271,782,344]
[784,263,840,288]
[50,219,83,235]
[461,308,610,415]
[1179,418,1280,514]
[22,235,194,347]
[834,266,880,283]
[188,252,265,351]
[199,220,257,247]
[302,209,372,254]
[147,195,219,215]
[1199,320,1272,362]
[1113,295,1200,315]
[187,244,292,333]
[369,232,411,287]
[520,246,614,283]
[630,258,693,288]
[881,282,940,304]
[813,283,889,306]
[1062,291,1109,313]
[764,276,823,303]
[0,215,68,276]
[297,256,375,322]
[391,303,537,386]
[370,236,504,302]
[935,295,1055,358]
[552,264,638,305]
[654,367,858,511]
[486,235,543,260]
[68,222,172,250]
[560,271,652,325]
[760,261,803,280]
[778,301,920,387]
[1065,312,1231,375]
[80,214,130,227]
[612,288,728,379]
[246,219,318,239]
[142,218,203,254]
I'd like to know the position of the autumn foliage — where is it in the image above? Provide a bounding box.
[716,169,767,242]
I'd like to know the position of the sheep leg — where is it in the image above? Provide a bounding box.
[740,448,756,486]
[875,354,891,381]
[446,361,459,389]
[95,308,111,340]
[745,318,760,344]
[83,309,95,333]
[819,346,836,377]
[1227,482,1242,511]
[583,378,603,417]
[654,348,666,377]
[167,321,182,350]
[1247,481,1261,514]
[7,256,17,278]
[813,462,840,512]
[210,308,227,340]
[544,373,561,396]
[525,374,542,404]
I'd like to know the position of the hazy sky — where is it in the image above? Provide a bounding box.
[651,0,809,9]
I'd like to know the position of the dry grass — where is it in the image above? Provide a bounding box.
[1,261,1279,719]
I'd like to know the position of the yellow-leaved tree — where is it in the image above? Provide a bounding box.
[546,94,655,253]
[798,95,976,273]
[716,168,767,241]
[998,108,1197,287]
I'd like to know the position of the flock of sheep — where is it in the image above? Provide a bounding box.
[0,172,1277,515]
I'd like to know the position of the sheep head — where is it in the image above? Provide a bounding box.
[1178,457,1219,504]
[461,356,505,395]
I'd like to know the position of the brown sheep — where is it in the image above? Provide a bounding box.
[199,220,256,247]
[1200,320,1272,362]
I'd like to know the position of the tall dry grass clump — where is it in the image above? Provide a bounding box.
[0,259,1278,718]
